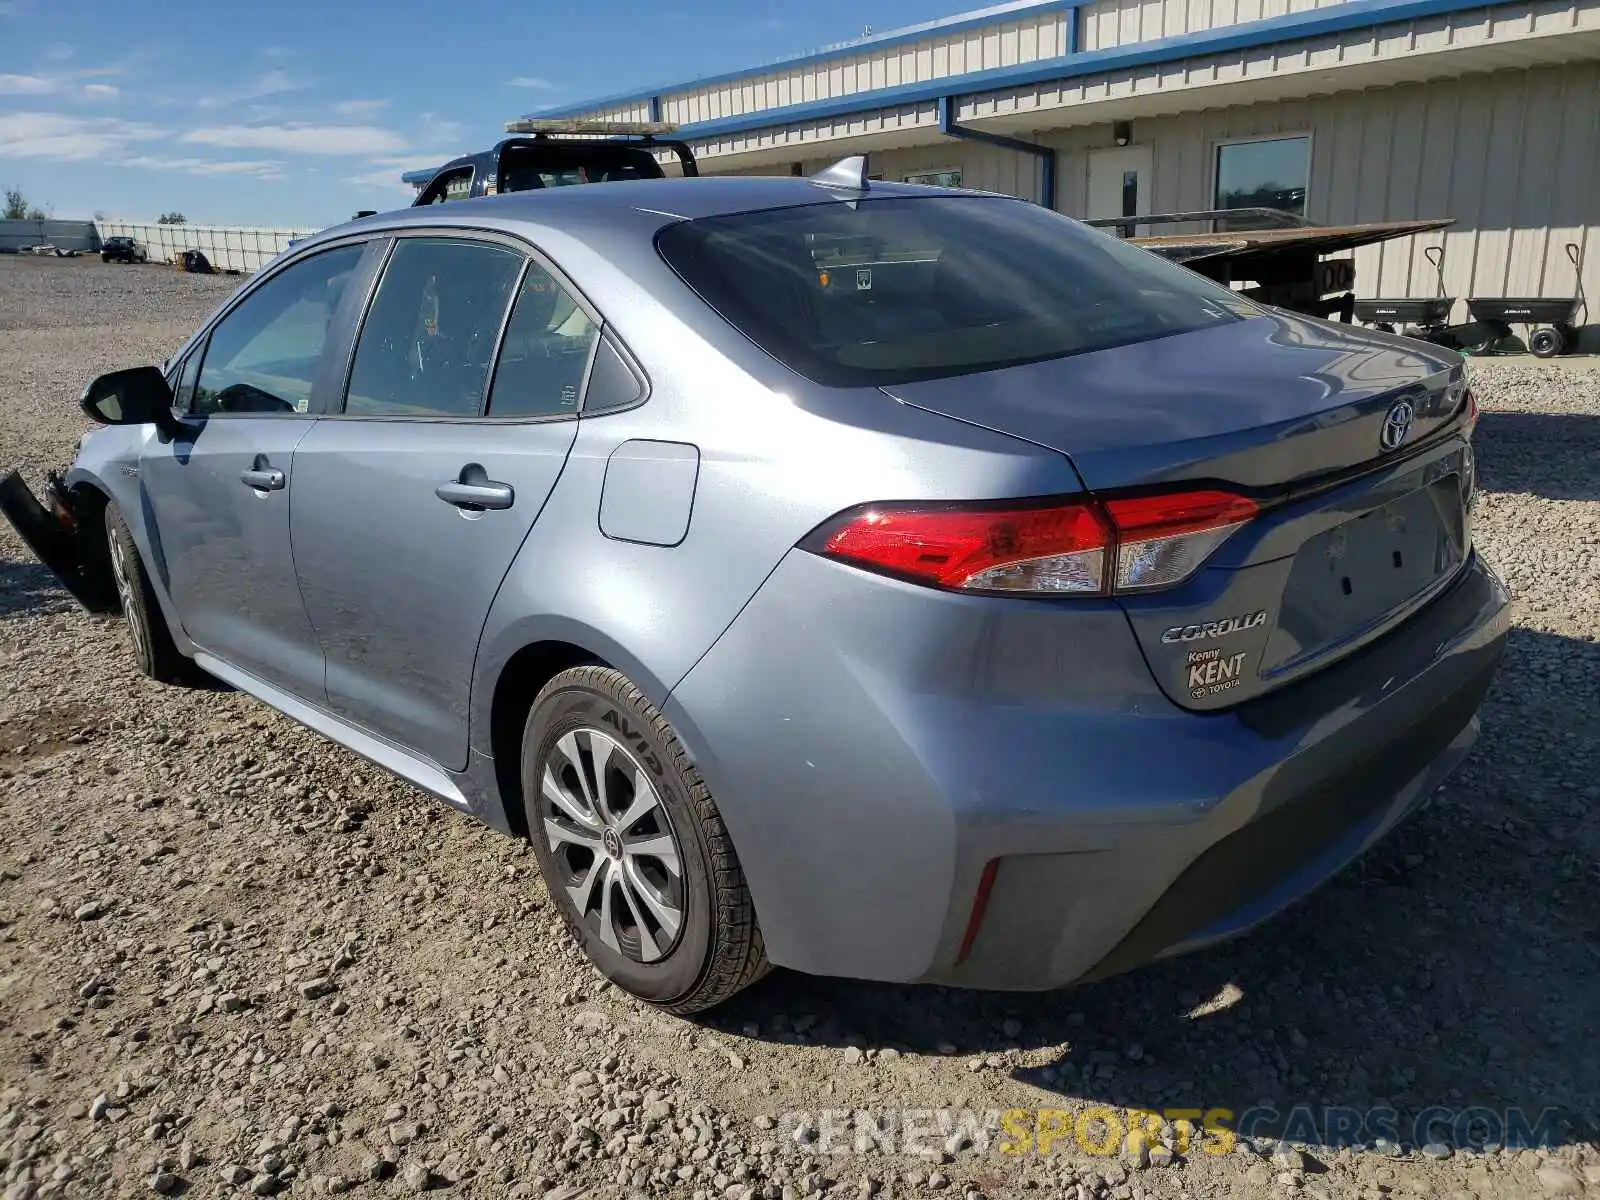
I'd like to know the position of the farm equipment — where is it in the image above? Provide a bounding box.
[177,249,216,274]
[1353,246,1457,345]
[1463,243,1586,357]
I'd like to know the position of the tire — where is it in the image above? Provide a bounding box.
[1528,326,1565,358]
[104,504,203,685]
[521,666,769,1014]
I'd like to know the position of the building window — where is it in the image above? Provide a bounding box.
[904,169,963,188]
[1214,136,1309,223]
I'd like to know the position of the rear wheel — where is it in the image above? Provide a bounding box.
[105,504,203,685]
[521,666,768,1013]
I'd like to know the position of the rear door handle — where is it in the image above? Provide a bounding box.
[435,464,514,512]
[240,466,286,491]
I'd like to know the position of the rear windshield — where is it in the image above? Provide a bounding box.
[499,143,665,191]
[656,195,1259,387]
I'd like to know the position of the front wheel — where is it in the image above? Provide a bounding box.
[521,666,769,1013]
[105,504,204,685]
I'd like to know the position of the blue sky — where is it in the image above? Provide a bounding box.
[0,0,957,228]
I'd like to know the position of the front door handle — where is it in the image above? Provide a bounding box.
[240,464,286,491]
[435,464,514,511]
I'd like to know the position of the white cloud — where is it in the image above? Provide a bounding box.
[508,76,556,89]
[0,112,166,160]
[0,74,55,95]
[182,123,408,155]
[0,70,127,100]
[416,112,463,141]
[123,155,285,180]
[198,69,306,109]
[335,98,389,117]
[348,152,456,194]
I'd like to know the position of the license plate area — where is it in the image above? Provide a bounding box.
[1262,476,1465,676]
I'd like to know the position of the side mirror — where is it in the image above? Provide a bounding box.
[80,366,184,440]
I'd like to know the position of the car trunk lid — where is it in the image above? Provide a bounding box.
[880,311,1476,709]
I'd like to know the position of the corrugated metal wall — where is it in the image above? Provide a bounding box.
[867,60,1598,319]
[1077,0,1350,50]
[0,219,99,253]
[658,8,1071,125]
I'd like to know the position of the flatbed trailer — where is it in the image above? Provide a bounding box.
[1085,207,1455,323]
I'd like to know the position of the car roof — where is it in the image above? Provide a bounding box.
[314,175,986,245]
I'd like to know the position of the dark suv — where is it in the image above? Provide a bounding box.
[409,120,697,206]
[101,236,148,264]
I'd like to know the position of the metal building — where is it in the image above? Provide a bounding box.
[500,0,1599,330]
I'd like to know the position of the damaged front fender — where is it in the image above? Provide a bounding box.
[0,469,119,612]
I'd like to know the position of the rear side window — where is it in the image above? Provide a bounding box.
[486,264,599,417]
[193,243,363,415]
[656,196,1258,387]
[345,238,523,418]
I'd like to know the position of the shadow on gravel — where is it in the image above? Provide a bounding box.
[1475,411,1600,502]
[0,554,77,619]
[702,626,1600,1155]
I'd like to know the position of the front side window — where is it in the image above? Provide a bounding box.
[486,264,600,417]
[192,243,363,416]
[657,196,1257,388]
[345,238,523,418]
[1214,136,1310,224]
[417,168,474,205]
[172,350,202,413]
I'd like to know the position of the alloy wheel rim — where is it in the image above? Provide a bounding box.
[540,727,685,963]
[107,531,147,665]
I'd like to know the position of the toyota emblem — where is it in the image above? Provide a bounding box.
[1380,398,1415,451]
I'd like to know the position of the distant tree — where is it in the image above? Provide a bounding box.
[25,207,47,222]
[157,212,187,225]
[3,189,27,220]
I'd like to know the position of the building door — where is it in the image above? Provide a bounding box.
[1087,144,1153,237]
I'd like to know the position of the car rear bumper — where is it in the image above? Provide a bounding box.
[665,546,1509,990]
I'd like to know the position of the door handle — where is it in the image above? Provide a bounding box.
[240,466,286,491]
[435,464,514,512]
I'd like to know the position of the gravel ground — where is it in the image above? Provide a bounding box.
[1,253,1598,1200]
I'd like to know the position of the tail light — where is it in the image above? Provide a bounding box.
[808,488,1258,597]
[1102,491,1258,592]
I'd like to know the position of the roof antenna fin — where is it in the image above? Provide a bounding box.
[811,155,870,191]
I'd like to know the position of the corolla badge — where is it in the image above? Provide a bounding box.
[1160,609,1268,643]
[1380,398,1415,451]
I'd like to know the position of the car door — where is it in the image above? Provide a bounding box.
[138,240,372,698]
[289,232,602,769]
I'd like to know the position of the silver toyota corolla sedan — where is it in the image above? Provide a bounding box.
[1,166,1508,1013]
